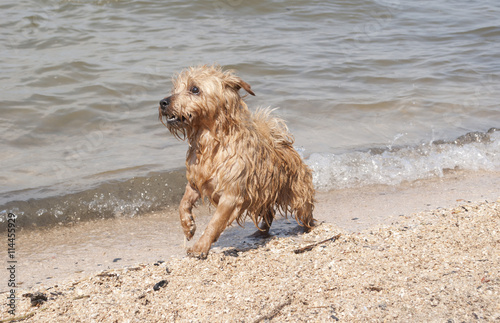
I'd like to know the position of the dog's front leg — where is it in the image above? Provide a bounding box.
[187,194,241,259]
[179,183,200,240]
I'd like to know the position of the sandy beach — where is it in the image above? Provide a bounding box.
[1,171,499,322]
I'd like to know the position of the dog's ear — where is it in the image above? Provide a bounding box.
[238,79,256,96]
[225,75,256,96]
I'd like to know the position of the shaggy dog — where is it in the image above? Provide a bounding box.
[159,65,315,258]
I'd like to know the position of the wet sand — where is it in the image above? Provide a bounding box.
[1,170,499,321]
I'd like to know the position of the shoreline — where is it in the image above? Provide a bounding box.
[1,170,499,321]
[1,170,499,291]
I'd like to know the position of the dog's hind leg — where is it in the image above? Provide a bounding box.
[251,208,275,237]
[187,194,242,259]
[179,183,200,241]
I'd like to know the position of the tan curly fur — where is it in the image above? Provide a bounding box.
[159,65,315,258]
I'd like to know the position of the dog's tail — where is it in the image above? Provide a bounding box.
[252,108,295,147]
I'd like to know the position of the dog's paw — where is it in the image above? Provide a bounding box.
[186,248,208,259]
[250,229,271,238]
[187,242,210,259]
[182,222,196,241]
[181,216,196,240]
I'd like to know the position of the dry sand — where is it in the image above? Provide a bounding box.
[1,171,499,322]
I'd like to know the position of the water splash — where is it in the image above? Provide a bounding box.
[308,128,500,191]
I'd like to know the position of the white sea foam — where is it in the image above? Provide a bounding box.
[308,131,500,191]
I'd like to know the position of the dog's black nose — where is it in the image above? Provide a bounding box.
[159,97,171,110]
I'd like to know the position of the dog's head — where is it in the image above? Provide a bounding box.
[159,65,255,140]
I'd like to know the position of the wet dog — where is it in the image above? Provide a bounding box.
[159,65,315,258]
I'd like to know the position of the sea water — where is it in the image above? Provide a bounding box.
[1,0,499,227]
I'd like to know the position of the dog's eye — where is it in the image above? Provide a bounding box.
[190,86,200,95]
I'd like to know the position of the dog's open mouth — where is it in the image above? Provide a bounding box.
[166,114,182,124]
[166,113,191,124]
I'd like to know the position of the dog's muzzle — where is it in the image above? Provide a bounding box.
[159,96,182,124]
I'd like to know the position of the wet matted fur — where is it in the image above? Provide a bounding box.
[159,65,315,258]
